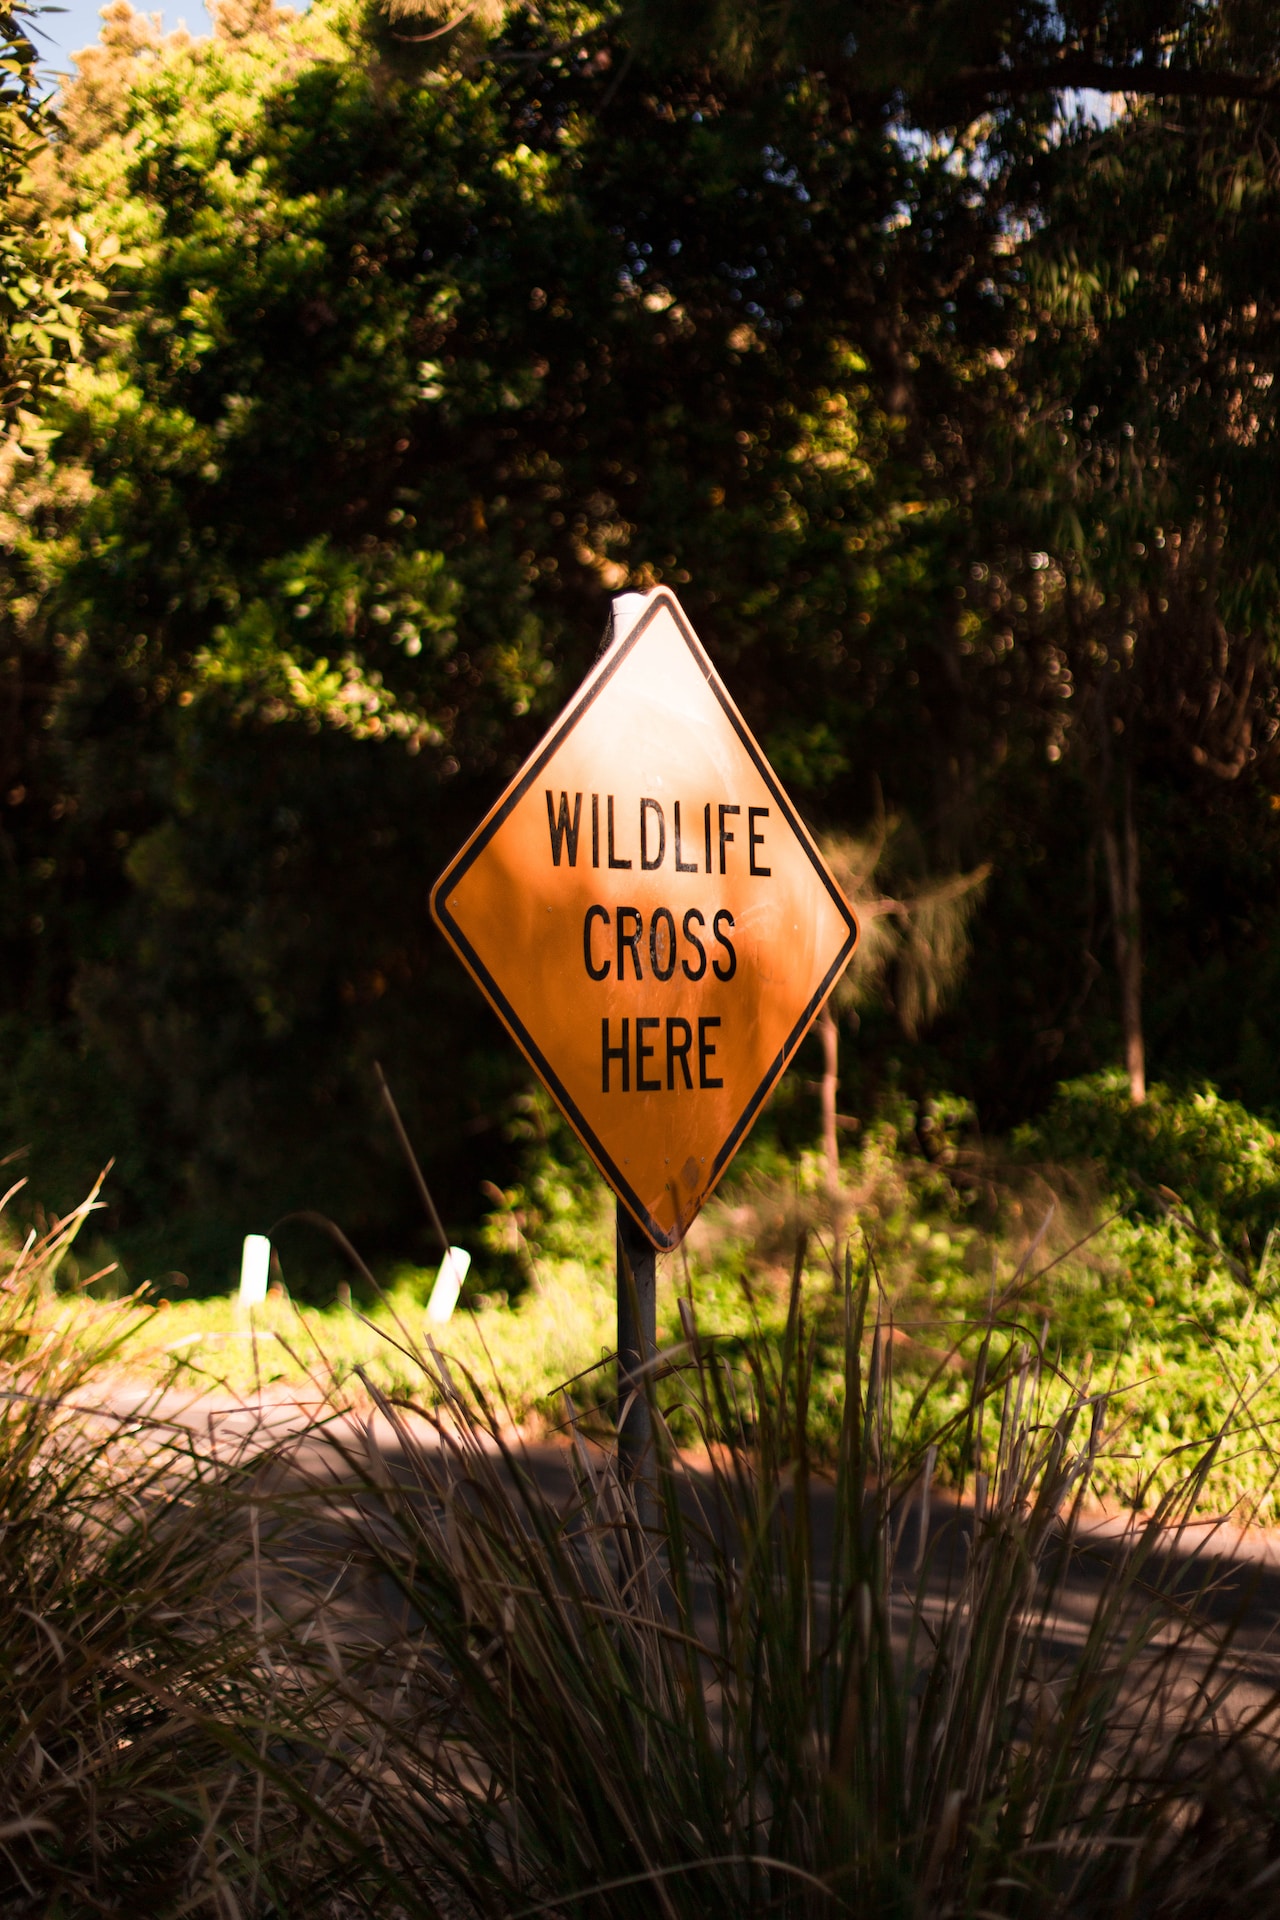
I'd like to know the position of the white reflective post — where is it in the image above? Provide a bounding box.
[427,1245,471,1323]
[239,1233,271,1307]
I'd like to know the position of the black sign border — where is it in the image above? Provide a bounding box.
[430,589,859,1248]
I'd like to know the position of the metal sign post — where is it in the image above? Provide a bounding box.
[430,586,859,1502]
[616,1201,657,1488]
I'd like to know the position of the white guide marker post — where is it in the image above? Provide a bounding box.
[239,1233,271,1307]
[427,1245,472,1324]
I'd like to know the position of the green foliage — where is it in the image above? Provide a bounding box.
[8,0,1280,1265]
[1019,1070,1280,1270]
[651,1087,1280,1519]
[5,0,997,1265]
[0,6,116,432]
[0,1013,159,1243]
[479,1087,615,1282]
[621,0,1280,128]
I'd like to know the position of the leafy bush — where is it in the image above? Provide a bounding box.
[666,1088,1280,1519]
[1017,1070,1280,1271]
[479,1086,616,1283]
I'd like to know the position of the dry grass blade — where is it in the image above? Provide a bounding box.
[252,1238,1280,1918]
[0,1181,347,1917]
[5,1179,1278,1916]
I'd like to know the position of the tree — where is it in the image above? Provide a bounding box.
[9,0,1280,1276]
[0,6,124,1217]
[0,6,113,430]
[621,0,1280,118]
[601,0,1280,1107]
[7,0,1014,1276]
[973,86,1280,1102]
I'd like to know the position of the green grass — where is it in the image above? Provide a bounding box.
[30,1071,1280,1524]
[62,1223,1280,1526]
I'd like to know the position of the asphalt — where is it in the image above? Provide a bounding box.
[91,1378,1280,1726]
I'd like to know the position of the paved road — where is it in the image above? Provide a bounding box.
[90,1380,1280,1728]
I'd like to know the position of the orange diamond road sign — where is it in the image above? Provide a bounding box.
[430,588,859,1248]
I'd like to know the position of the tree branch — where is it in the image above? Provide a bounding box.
[944,55,1280,105]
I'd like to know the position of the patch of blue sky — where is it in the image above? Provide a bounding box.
[1061,87,1124,129]
[28,0,214,78]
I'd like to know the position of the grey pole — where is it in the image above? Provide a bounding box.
[606,592,649,652]
[616,1201,657,1495]
[608,587,659,1552]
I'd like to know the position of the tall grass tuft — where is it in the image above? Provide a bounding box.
[7,1178,1280,1916]
[0,1179,316,1916]
[264,1245,1280,1917]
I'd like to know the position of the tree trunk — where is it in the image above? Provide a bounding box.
[1101,771,1146,1104]
[818,1001,840,1192]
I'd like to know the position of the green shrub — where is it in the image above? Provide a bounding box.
[479,1086,617,1282]
[1017,1070,1280,1271]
